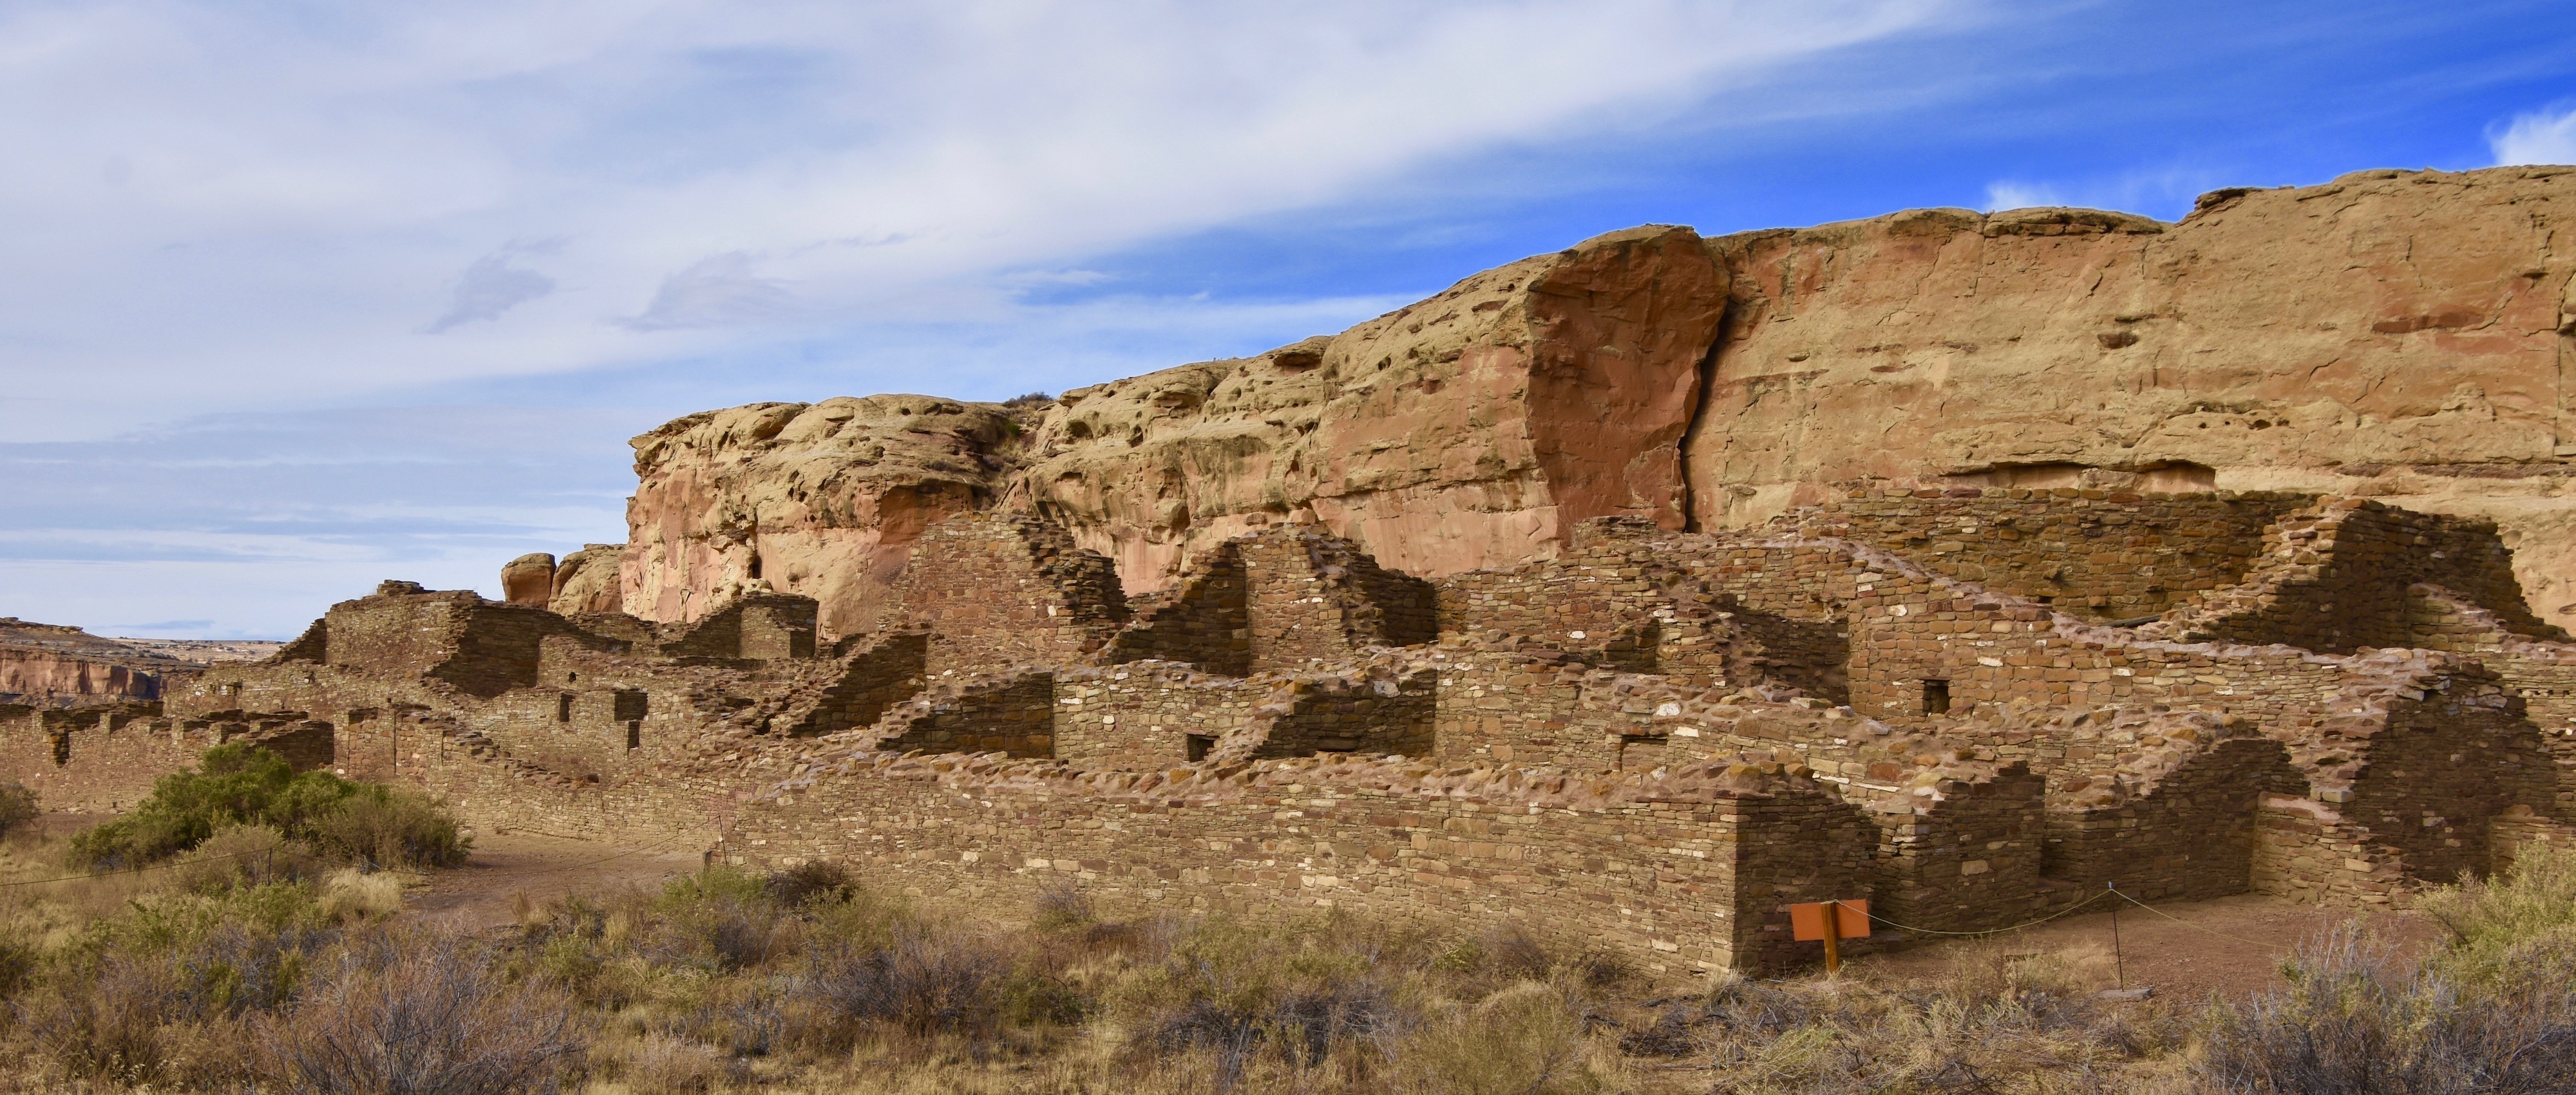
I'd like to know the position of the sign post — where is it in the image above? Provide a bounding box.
[1788,899,1871,975]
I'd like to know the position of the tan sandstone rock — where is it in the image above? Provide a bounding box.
[620,396,1023,636]
[500,553,556,606]
[1007,223,1730,588]
[594,166,2576,636]
[547,545,625,615]
[1687,167,2576,628]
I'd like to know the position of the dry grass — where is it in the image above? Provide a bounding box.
[6,815,2576,1092]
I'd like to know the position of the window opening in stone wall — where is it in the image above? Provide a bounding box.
[50,734,69,767]
[1186,734,1215,762]
[613,689,647,722]
[627,721,641,752]
[1922,679,1951,715]
[1619,734,1666,771]
[556,693,575,723]
[748,554,762,581]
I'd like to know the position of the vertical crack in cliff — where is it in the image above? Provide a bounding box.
[1674,301,1733,534]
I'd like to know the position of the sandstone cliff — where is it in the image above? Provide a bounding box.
[1690,167,2576,622]
[620,396,1026,636]
[590,166,2576,636]
[1010,224,1728,586]
[0,617,187,700]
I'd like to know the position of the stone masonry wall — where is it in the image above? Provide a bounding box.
[1051,661,1264,765]
[1860,761,2047,935]
[1251,668,1437,760]
[2153,500,2564,654]
[719,753,1878,975]
[1103,543,1252,675]
[1240,527,1435,670]
[898,514,1130,677]
[1777,489,2311,622]
[0,703,204,814]
[869,673,1059,758]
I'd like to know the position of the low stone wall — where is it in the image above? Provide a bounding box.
[870,673,1058,758]
[719,753,1879,975]
[1861,760,2048,935]
[0,703,201,814]
[2042,735,2300,902]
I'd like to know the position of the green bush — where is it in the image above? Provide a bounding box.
[305,785,472,870]
[70,744,469,869]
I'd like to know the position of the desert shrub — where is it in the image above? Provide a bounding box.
[1033,875,1096,932]
[256,928,588,1094]
[305,785,472,869]
[17,953,187,1084]
[1117,917,1410,1090]
[619,1032,744,1094]
[2199,922,2576,1094]
[71,744,363,866]
[765,859,857,906]
[19,891,332,1085]
[0,780,39,838]
[794,926,1011,1045]
[317,868,407,923]
[2420,841,2576,991]
[177,822,320,892]
[1388,981,1611,1095]
[641,866,789,973]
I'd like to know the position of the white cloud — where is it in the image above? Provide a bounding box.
[1982,181,2065,211]
[1977,165,2232,219]
[0,0,1951,440]
[2493,102,2576,165]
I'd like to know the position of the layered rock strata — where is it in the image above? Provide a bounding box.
[578,167,2576,639]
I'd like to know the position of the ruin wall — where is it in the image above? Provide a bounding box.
[719,753,1878,974]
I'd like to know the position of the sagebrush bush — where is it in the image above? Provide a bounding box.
[0,780,38,838]
[2200,922,2576,1094]
[254,930,588,1095]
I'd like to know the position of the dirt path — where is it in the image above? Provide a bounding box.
[403,832,707,930]
[1852,892,2443,1002]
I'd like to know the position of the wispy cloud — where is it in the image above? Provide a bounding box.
[428,241,561,332]
[0,0,1952,441]
[2492,101,2576,165]
[1978,164,2235,220]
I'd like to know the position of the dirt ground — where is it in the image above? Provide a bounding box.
[408,833,2439,1003]
[402,830,708,930]
[1851,892,2442,1002]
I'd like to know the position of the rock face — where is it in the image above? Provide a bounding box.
[1012,224,1729,591]
[500,553,556,606]
[0,617,186,700]
[547,545,625,615]
[1688,168,2576,626]
[620,396,1025,637]
[591,167,2576,637]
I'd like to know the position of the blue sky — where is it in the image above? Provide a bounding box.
[4,0,2574,639]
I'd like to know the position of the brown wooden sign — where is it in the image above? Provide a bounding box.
[1788,899,1870,941]
[1788,899,1870,975]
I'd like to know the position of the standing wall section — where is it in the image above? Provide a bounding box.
[899,514,1130,677]
[719,755,1879,975]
